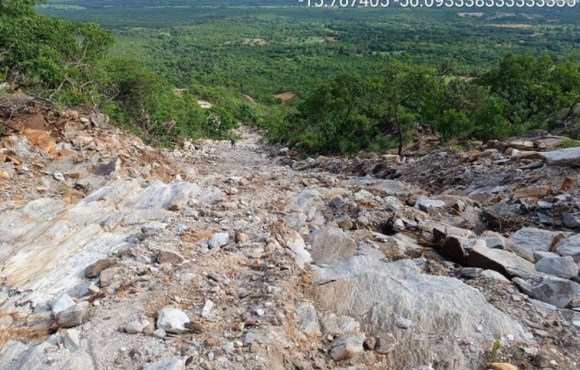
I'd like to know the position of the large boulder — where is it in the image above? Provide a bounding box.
[314,255,527,369]
[557,234,580,262]
[535,256,578,279]
[514,276,580,308]
[309,227,356,264]
[509,228,561,253]
[540,147,580,167]
[467,244,537,279]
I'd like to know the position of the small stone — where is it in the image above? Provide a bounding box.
[235,231,249,243]
[296,303,320,336]
[201,299,214,318]
[208,232,229,249]
[56,302,89,328]
[563,213,580,228]
[53,172,65,182]
[99,266,123,287]
[157,307,190,334]
[243,331,261,346]
[223,342,235,354]
[157,250,185,266]
[415,196,445,211]
[392,219,405,232]
[486,363,518,370]
[204,337,218,347]
[62,328,81,351]
[460,267,482,279]
[84,258,116,278]
[88,285,100,295]
[255,308,265,317]
[52,294,75,315]
[329,196,344,209]
[153,329,166,339]
[329,333,365,361]
[363,336,376,350]
[143,357,186,370]
[395,318,413,329]
[125,321,145,334]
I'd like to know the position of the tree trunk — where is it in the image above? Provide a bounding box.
[396,120,403,156]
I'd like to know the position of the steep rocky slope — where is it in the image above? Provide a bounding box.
[0,95,579,370]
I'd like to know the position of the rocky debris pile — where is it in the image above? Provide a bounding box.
[284,135,580,234]
[1,95,579,369]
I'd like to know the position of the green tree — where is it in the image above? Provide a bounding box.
[381,62,440,155]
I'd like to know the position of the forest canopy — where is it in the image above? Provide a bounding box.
[2,0,579,152]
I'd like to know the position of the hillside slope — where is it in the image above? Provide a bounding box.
[0,95,579,369]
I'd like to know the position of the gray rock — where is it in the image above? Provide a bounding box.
[62,328,81,351]
[280,227,312,268]
[329,196,344,209]
[52,294,75,315]
[201,299,214,318]
[509,227,561,253]
[460,267,482,279]
[310,227,356,264]
[563,213,580,229]
[125,321,145,334]
[53,172,65,182]
[142,221,168,233]
[84,258,116,278]
[536,256,578,279]
[153,328,166,339]
[66,351,96,370]
[481,269,510,282]
[296,302,320,336]
[392,219,405,232]
[243,331,261,346]
[414,196,445,211]
[157,307,190,334]
[514,276,580,308]
[483,236,505,249]
[56,301,89,328]
[99,266,123,287]
[329,333,365,361]
[533,251,559,262]
[315,255,527,368]
[481,231,534,261]
[208,232,229,249]
[468,244,538,279]
[395,318,414,329]
[440,236,484,263]
[557,234,580,262]
[539,147,580,167]
[320,313,360,336]
[89,111,109,127]
[223,342,235,354]
[289,189,320,212]
[198,187,224,205]
[93,157,121,177]
[157,249,185,265]
[143,357,186,370]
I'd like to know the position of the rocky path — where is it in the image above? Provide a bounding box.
[1,97,579,370]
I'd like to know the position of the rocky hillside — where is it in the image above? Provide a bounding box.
[0,94,579,370]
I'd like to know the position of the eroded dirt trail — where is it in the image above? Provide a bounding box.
[1,97,579,370]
